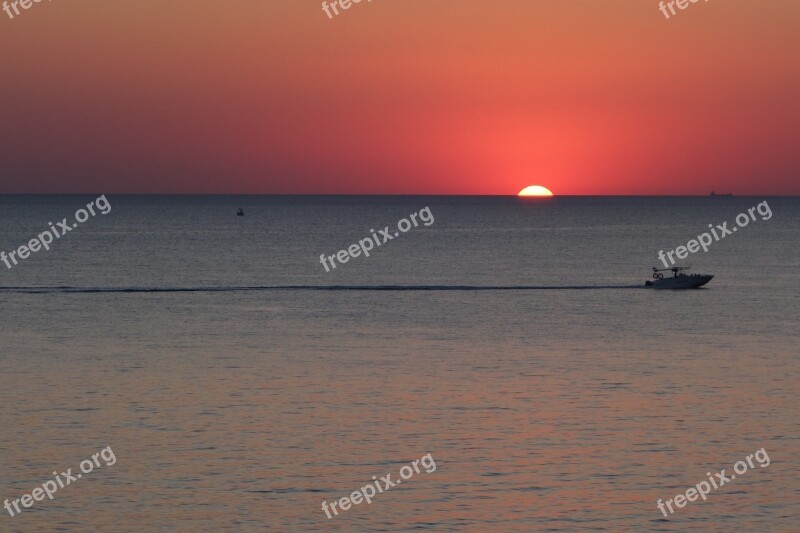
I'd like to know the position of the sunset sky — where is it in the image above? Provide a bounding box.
[1,1,798,195]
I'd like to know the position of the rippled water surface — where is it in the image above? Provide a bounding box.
[1,196,798,531]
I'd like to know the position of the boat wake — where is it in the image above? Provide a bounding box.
[0,284,645,294]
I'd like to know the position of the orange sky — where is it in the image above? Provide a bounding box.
[1,0,798,195]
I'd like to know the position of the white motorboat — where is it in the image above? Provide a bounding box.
[645,266,713,289]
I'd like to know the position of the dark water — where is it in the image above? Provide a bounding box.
[0,196,798,531]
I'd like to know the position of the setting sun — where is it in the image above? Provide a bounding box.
[518,185,554,197]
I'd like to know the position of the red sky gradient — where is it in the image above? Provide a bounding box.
[1,1,798,195]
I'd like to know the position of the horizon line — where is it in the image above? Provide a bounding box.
[0,193,797,197]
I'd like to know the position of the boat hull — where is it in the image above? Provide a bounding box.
[645,274,714,290]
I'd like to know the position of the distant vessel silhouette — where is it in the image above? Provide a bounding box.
[710,191,733,197]
[237,208,245,216]
[645,266,713,289]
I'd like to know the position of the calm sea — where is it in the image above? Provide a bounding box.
[1,196,798,532]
